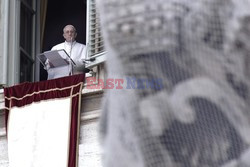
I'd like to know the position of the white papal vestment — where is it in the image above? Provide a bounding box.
[47,41,86,80]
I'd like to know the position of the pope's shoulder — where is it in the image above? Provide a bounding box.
[51,42,64,50]
[75,42,86,48]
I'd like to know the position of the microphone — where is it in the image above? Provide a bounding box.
[82,57,96,64]
[69,37,73,57]
[85,57,95,61]
[83,68,91,73]
[69,37,73,75]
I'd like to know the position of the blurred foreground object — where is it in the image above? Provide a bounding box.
[97,0,250,166]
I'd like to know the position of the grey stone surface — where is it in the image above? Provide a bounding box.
[0,136,9,167]
[79,119,102,167]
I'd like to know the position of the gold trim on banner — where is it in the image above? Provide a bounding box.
[5,82,82,101]
[66,86,74,167]
[76,82,83,167]
[4,92,81,111]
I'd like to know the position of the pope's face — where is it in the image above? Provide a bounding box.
[63,26,77,42]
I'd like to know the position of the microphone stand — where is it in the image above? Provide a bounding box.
[69,37,73,76]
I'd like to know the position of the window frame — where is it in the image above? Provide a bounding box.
[86,0,106,68]
[19,0,37,83]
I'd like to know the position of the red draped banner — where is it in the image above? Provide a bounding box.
[4,74,84,167]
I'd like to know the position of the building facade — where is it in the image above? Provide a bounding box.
[0,0,105,166]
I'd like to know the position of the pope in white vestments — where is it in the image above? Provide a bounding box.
[46,24,87,80]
